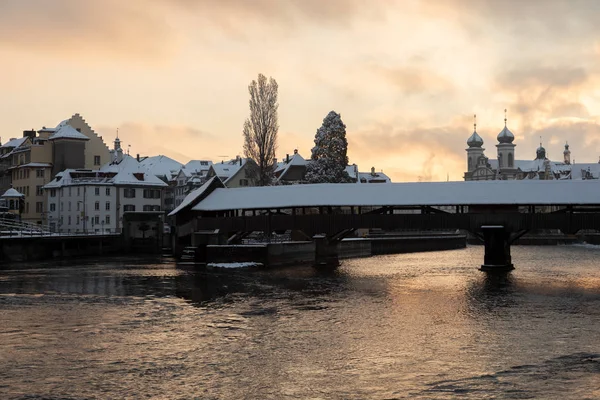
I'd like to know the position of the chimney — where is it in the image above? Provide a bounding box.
[371,166,376,176]
[294,149,298,155]
[22,130,36,140]
[136,153,140,162]
[239,157,242,166]
[286,154,290,163]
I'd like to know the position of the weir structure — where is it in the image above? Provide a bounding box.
[168,179,600,271]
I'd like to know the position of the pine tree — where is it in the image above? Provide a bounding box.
[305,111,352,183]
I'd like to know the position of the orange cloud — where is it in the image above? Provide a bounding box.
[0,0,176,60]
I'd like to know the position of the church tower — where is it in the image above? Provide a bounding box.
[466,114,484,172]
[563,142,571,165]
[496,109,516,179]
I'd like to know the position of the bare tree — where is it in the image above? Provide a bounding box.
[243,73,279,186]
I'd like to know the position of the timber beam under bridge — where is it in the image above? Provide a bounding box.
[193,209,600,271]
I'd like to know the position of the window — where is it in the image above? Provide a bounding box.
[68,216,71,225]
[36,185,43,196]
[143,205,152,211]
[77,202,80,211]
[105,187,110,196]
[94,201,99,211]
[508,153,514,168]
[77,187,80,196]
[143,189,161,198]
[76,216,80,225]
[25,202,29,213]
[94,155,101,165]
[26,169,30,179]
[36,169,44,178]
[94,187,100,196]
[124,188,136,198]
[50,189,56,198]
[105,215,110,225]
[50,203,56,212]
[94,216,100,225]
[68,187,72,197]
[68,201,71,211]
[105,202,110,210]
[240,179,249,187]
[26,186,29,196]
[123,204,136,212]
[60,202,64,211]
[36,202,43,213]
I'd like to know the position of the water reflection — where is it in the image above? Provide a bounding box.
[1,247,600,399]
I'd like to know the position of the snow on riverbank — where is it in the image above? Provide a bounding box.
[207,262,263,269]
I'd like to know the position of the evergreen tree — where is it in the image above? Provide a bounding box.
[305,111,352,183]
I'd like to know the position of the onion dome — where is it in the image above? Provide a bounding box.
[467,131,484,147]
[497,109,515,143]
[467,114,483,147]
[536,145,546,160]
[497,126,514,143]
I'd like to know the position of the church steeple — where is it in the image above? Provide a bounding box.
[563,142,571,165]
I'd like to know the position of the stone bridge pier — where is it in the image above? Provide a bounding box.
[314,236,340,269]
[480,225,515,272]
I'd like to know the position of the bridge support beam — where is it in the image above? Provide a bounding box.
[314,237,340,269]
[480,225,514,272]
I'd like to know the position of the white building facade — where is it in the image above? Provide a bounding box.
[44,164,166,233]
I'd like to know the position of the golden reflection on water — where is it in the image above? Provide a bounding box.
[1,247,600,399]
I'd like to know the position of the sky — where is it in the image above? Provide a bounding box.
[2,0,600,182]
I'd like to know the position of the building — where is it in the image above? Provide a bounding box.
[173,160,213,208]
[1,114,111,224]
[139,154,183,213]
[0,187,25,218]
[274,150,391,184]
[205,156,257,188]
[0,137,28,194]
[43,156,167,233]
[464,114,600,181]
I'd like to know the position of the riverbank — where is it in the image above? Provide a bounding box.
[203,233,467,267]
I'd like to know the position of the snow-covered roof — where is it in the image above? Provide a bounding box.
[45,157,169,188]
[345,165,358,179]
[139,155,183,178]
[191,180,600,211]
[569,163,600,180]
[210,158,247,183]
[358,171,391,183]
[487,158,596,177]
[1,137,27,149]
[168,177,221,216]
[276,153,307,180]
[184,160,213,174]
[49,125,89,141]
[10,162,52,169]
[1,188,25,198]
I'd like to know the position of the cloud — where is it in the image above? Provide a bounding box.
[373,65,455,96]
[347,121,467,181]
[424,0,600,42]
[96,122,223,163]
[0,0,176,60]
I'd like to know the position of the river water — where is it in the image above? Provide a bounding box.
[1,245,599,399]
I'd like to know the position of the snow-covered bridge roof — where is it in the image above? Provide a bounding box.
[191,180,600,211]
